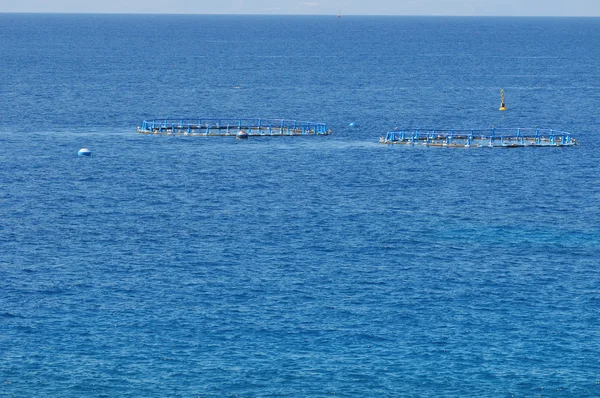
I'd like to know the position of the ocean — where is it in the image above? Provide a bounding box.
[1,14,599,397]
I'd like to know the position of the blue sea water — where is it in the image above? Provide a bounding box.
[1,14,600,397]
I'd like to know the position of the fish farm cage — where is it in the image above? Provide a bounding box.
[379,128,577,148]
[138,118,330,136]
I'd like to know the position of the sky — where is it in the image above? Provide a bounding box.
[1,0,600,16]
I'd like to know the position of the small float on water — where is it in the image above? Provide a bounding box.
[379,128,577,148]
[138,118,331,137]
[236,130,249,139]
[499,89,507,111]
[78,148,92,156]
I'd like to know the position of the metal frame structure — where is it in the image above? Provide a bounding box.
[138,118,330,136]
[379,128,577,147]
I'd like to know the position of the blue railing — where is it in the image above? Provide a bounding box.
[380,128,576,147]
[139,118,330,135]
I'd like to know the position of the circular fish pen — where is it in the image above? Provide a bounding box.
[379,128,577,148]
[138,118,330,137]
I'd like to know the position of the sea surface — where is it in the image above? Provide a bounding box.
[1,14,600,397]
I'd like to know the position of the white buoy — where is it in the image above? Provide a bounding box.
[78,148,92,156]
[348,122,359,127]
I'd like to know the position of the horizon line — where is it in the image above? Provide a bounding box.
[1,12,600,18]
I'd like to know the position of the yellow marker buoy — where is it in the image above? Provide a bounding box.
[499,89,507,111]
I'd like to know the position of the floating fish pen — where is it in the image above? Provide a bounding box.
[379,128,577,148]
[138,118,330,136]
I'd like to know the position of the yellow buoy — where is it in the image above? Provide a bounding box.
[499,89,507,111]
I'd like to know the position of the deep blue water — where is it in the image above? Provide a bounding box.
[1,14,600,397]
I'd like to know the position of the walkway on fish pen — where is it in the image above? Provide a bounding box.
[138,118,330,136]
[379,128,577,148]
